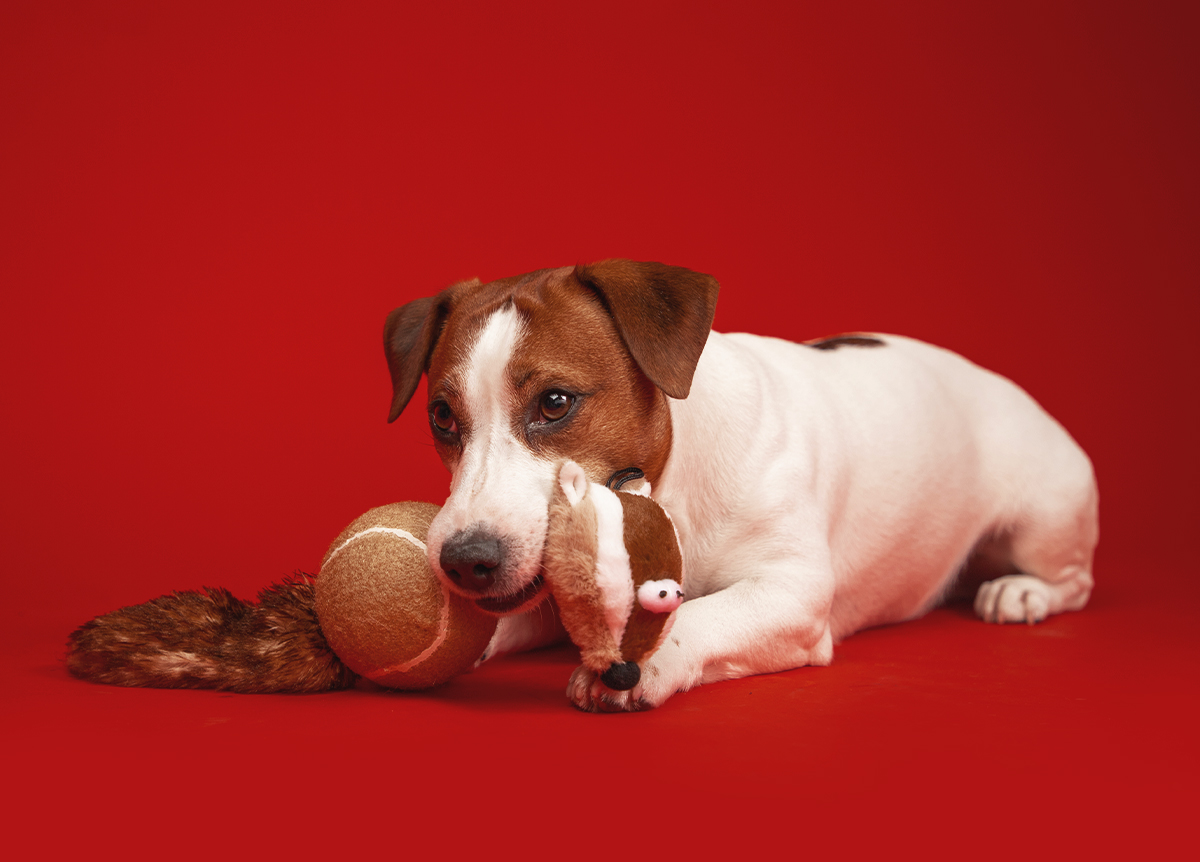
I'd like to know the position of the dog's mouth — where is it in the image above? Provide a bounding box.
[474,572,547,615]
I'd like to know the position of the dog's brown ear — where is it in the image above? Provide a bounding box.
[573,260,719,399]
[383,279,478,423]
[384,297,438,422]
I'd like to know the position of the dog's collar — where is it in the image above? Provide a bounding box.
[606,467,645,491]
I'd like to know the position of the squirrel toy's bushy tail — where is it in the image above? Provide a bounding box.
[66,578,358,693]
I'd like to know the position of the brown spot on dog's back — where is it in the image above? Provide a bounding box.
[805,334,886,350]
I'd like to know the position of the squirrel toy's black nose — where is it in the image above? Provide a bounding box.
[601,661,641,691]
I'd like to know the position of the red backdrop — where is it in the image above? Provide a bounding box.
[2,1,1197,857]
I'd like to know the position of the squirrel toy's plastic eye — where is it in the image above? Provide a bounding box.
[539,391,574,423]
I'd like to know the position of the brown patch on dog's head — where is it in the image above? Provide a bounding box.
[573,259,719,400]
[384,261,720,486]
[383,277,482,423]
[501,267,676,485]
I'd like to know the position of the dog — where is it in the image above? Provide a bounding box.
[384,259,1098,711]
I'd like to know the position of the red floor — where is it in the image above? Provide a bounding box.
[6,552,1195,858]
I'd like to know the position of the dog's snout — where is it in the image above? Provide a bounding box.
[439,530,506,592]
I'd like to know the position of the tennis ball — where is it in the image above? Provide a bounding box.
[315,502,498,690]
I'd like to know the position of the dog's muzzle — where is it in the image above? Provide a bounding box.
[439,527,547,615]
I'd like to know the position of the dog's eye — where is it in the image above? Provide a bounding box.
[538,391,574,423]
[429,401,458,436]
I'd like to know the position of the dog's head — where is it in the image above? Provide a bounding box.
[383,260,718,614]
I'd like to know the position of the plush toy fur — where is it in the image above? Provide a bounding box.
[66,578,357,693]
[545,461,684,692]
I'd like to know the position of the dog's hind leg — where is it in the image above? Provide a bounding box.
[974,466,1099,625]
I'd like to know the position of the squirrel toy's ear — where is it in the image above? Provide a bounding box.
[558,461,589,507]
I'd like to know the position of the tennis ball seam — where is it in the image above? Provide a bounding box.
[323,525,452,674]
[325,525,428,559]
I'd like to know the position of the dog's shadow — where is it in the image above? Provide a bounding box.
[365,644,583,712]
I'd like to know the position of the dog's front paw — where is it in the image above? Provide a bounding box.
[974,575,1052,625]
[566,666,655,713]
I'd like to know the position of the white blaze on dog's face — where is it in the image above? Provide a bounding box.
[423,305,558,613]
[382,262,719,617]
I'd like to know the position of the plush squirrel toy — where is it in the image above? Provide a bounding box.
[66,464,684,704]
[545,461,685,693]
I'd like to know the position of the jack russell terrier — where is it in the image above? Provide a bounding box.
[384,259,1097,712]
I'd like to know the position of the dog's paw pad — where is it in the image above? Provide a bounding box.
[974,575,1052,625]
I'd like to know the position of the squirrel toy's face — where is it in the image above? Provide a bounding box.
[543,461,684,691]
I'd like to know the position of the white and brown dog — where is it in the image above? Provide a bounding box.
[384,259,1097,711]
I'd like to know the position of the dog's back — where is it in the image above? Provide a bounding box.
[655,330,1097,640]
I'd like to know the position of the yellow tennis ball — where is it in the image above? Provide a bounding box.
[315,502,498,690]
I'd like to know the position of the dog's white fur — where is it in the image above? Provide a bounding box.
[400,269,1097,711]
[424,307,557,592]
[619,330,1097,709]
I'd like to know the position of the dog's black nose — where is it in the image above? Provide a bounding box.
[439,530,505,592]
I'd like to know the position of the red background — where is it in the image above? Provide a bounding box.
[2,1,1197,857]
